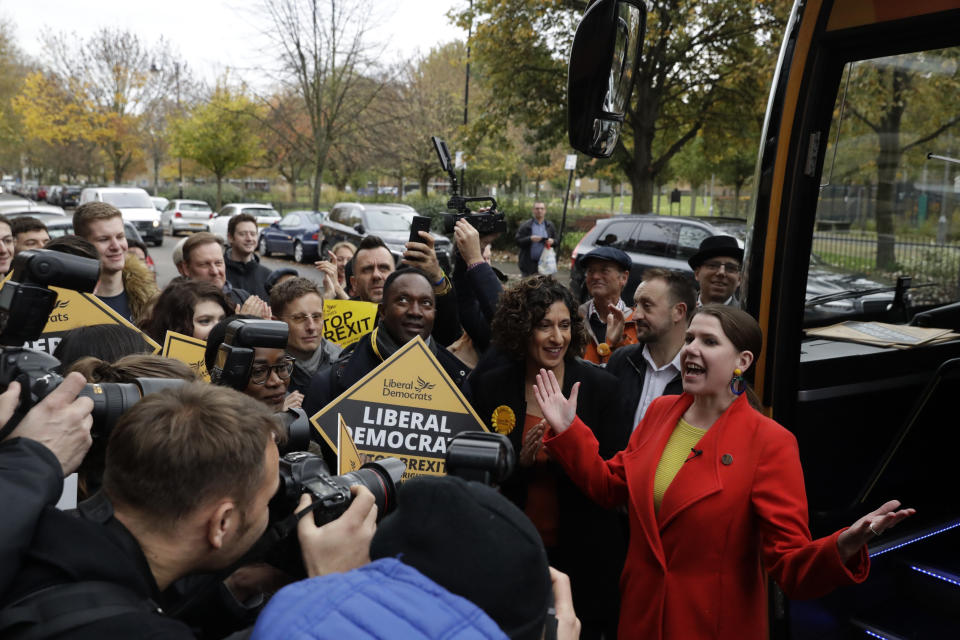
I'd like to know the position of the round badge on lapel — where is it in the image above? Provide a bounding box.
[721,454,734,466]
[491,405,516,435]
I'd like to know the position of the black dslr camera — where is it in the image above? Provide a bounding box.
[0,250,184,440]
[271,451,406,526]
[210,318,289,389]
[432,136,507,236]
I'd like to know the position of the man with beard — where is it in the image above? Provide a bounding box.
[576,246,639,364]
[606,268,697,432]
[689,235,743,307]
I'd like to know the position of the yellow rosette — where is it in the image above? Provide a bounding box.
[491,405,516,435]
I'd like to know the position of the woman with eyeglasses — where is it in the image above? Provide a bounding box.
[203,314,303,413]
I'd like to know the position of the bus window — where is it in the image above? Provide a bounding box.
[807,47,960,325]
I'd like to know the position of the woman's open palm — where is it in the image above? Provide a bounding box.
[532,368,580,435]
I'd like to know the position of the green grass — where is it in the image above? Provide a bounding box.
[573,194,736,217]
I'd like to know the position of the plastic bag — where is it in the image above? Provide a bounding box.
[538,246,557,275]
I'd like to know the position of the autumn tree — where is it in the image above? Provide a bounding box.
[0,22,30,175]
[832,48,960,269]
[41,28,170,184]
[262,0,385,210]
[171,83,263,208]
[453,0,789,213]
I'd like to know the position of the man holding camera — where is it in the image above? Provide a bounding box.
[303,267,468,418]
[0,383,377,638]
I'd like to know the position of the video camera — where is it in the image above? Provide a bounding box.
[0,250,185,440]
[432,136,507,236]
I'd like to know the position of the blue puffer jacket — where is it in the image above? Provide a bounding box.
[250,558,508,640]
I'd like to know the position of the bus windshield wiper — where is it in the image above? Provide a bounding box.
[804,281,936,307]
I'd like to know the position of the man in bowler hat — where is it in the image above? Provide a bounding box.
[688,235,743,307]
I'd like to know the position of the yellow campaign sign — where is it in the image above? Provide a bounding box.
[162,331,210,381]
[337,414,363,475]
[310,336,486,480]
[323,299,377,349]
[2,282,161,356]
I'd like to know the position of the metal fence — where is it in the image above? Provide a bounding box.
[813,232,960,303]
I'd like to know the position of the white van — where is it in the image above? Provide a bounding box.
[78,187,164,246]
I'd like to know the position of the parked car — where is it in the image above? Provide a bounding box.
[161,199,214,236]
[78,187,163,246]
[59,186,82,208]
[570,214,894,324]
[321,202,453,270]
[0,194,65,216]
[3,211,149,259]
[258,210,328,263]
[151,196,170,212]
[45,186,62,205]
[209,203,281,240]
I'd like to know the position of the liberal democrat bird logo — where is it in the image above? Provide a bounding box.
[414,376,435,392]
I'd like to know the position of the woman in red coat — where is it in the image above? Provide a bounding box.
[533,305,914,639]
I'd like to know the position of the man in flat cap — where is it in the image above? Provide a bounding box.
[576,246,639,364]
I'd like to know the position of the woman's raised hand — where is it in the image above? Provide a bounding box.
[836,499,915,562]
[532,368,579,435]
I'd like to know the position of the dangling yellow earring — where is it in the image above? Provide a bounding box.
[729,368,746,396]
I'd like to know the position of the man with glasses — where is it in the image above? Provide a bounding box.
[688,235,744,308]
[270,277,342,394]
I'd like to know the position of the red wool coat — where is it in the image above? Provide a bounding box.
[544,393,869,640]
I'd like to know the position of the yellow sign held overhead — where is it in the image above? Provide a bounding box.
[310,336,486,480]
[323,299,377,349]
[4,282,160,356]
[161,331,210,381]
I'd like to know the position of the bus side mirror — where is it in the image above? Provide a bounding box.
[568,0,647,158]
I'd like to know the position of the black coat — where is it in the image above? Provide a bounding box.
[465,352,628,633]
[514,218,557,276]
[0,495,193,638]
[606,343,684,432]
[224,249,272,300]
[0,438,63,596]
[451,249,503,352]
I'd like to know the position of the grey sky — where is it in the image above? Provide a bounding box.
[1,0,465,84]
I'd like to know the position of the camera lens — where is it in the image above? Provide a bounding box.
[77,382,143,439]
[339,458,406,516]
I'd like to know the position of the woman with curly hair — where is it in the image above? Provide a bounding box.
[141,279,233,344]
[467,275,629,640]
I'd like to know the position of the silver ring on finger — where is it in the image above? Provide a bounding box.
[869,523,881,537]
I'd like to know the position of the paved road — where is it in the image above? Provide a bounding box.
[149,232,547,290]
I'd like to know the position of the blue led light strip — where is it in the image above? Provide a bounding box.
[910,565,960,588]
[870,520,960,557]
[864,631,890,639]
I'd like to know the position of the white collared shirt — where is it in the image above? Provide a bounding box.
[632,344,683,431]
[586,297,628,322]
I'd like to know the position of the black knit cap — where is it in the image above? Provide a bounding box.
[370,475,552,640]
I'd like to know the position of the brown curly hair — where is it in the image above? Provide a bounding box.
[491,275,586,362]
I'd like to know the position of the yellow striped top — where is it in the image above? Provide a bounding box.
[653,418,707,512]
